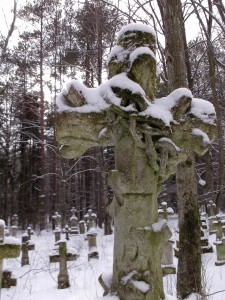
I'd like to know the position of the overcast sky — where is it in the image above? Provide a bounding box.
[0,0,202,48]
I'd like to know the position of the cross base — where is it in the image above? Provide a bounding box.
[58,273,70,289]
[201,245,213,253]
[88,247,99,260]
[215,260,225,266]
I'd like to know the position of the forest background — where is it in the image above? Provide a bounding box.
[0,0,224,231]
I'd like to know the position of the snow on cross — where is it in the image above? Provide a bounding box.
[56,23,217,300]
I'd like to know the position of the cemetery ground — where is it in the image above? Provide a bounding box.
[1,216,225,300]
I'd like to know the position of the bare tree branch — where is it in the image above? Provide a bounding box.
[0,0,17,65]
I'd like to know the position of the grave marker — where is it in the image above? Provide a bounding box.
[84,209,97,232]
[70,207,79,234]
[52,212,61,229]
[21,232,35,266]
[215,238,225,266]
[207,200,217,217]
[87,228,99,260]
[0,220,21,291]
[56,23,216,299]
[79,220,85,234]
[54,227,61,243]
[161,237,176,276]
[49,240,78,289]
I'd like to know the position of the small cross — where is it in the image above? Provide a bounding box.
[71,207,77,217]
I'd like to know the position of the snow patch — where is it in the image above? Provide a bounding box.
[192,128,210,145]
[199,179,206,186]
[190,98,216,124]
[152,219,168,232]
[101,271,113,289]
[4,236,21,245]
[129,47,156,64]
[121,270,138,285]
[117,23,156,40]
[130,279,150,293]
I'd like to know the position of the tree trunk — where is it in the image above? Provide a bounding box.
[176,153,201,298]
[163,0,202,297]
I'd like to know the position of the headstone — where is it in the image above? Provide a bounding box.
[87,228,99,260]
[212,218,225,241]
[54,227,61,243]
[200,228,213,254]
[79,220,85,234]
[0,220,21,291]
[208,215,217,233]
[11,214,18,227]
[200,214,207,230]
[207,200,217,217]
[161,237,176,275]
[4,226,9,237]
[223,226,225,237]
[215,238,225,266]
[69,207,79,234]
[56,23,216,300]
[11,214,18,238]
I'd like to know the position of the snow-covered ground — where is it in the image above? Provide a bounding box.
[1,216,225,300]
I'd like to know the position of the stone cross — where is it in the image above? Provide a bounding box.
[84,209,97,231]
[56,24,216,300]
[71,207,76,216]
[52,212,61,229]
[0,220,21,291]
[158,201,174,221]
[1,270,17,288]
[49,241,78,263]
[49,240,78,289]
[63,225,70,240]
[21,232,35,266]
[70,207,79,234]
[58,241,69,289]
[27,226,34,240]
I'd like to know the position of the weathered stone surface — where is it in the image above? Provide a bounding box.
[56,23,217,300]
[57,112,108,159]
